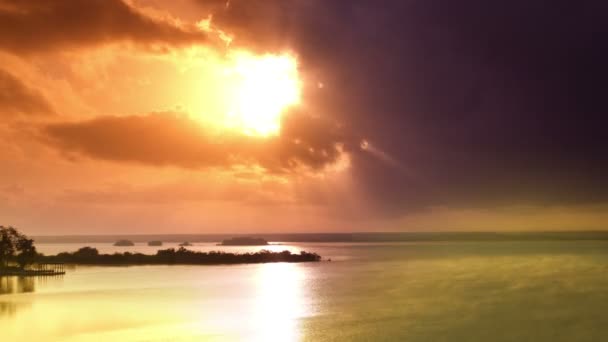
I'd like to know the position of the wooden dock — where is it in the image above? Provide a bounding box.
[0,263,66,277]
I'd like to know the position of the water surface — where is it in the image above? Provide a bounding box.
[3,241,608,341]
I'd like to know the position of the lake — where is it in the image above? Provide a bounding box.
[2,241,608,341]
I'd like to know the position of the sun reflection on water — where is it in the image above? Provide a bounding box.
[250,263,308,341]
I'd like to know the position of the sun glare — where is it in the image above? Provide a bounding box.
[225,52,301,136]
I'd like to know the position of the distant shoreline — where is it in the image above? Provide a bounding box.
[32,231,608,244]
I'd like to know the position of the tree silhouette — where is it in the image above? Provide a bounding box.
[39,246,322,265]
[0,226,38,269]
[15,238,37,269]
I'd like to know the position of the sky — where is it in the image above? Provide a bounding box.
[1,0,608,235]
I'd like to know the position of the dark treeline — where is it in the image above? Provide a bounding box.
[37,247,321,265]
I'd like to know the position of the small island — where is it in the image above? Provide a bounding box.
[219,237,269,246]
[179,242,193,246]
[114,240,135,246]
[148,241,163,246]
[38,247,321,265]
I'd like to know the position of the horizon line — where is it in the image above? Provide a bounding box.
[31,230,608,238]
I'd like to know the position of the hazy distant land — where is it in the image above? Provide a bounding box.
[219,237,269,246]
[33,231,608,244]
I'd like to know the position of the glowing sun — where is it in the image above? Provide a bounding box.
[225,52,301,136]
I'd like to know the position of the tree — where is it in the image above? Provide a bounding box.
[0,226,17,267]
[74,247,99,258]
[0,226,38,269]
[16,237,37,269]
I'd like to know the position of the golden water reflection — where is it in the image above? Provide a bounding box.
[0,276,36,295]
[0,277,39,318]
[250,263,309,341]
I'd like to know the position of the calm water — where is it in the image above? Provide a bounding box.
[3,241,608,341]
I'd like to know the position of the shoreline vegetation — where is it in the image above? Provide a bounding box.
[1,226,65,276]
[37,247,322,265]
[1,226,322,276]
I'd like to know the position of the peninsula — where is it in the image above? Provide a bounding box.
[38,247,321,265]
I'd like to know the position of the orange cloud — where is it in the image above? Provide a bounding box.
[43,111,357,173]
[0,69,54,117]
[0,0,211,54]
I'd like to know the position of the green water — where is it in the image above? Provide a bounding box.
[2,241,608,341]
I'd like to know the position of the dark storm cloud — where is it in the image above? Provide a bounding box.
[0,69,53,116]
[43,111,355,172]
[0,0,210,53]
[200,0,608,212]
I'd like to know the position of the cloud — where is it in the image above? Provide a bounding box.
[194,0,608,212]
[195,0,294,52]
[0,69,54,116]
[6,0,608,225]
[0,0,211,53]
[1,184,24,196]
[43,111,356,173]
[59,179,295,206]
